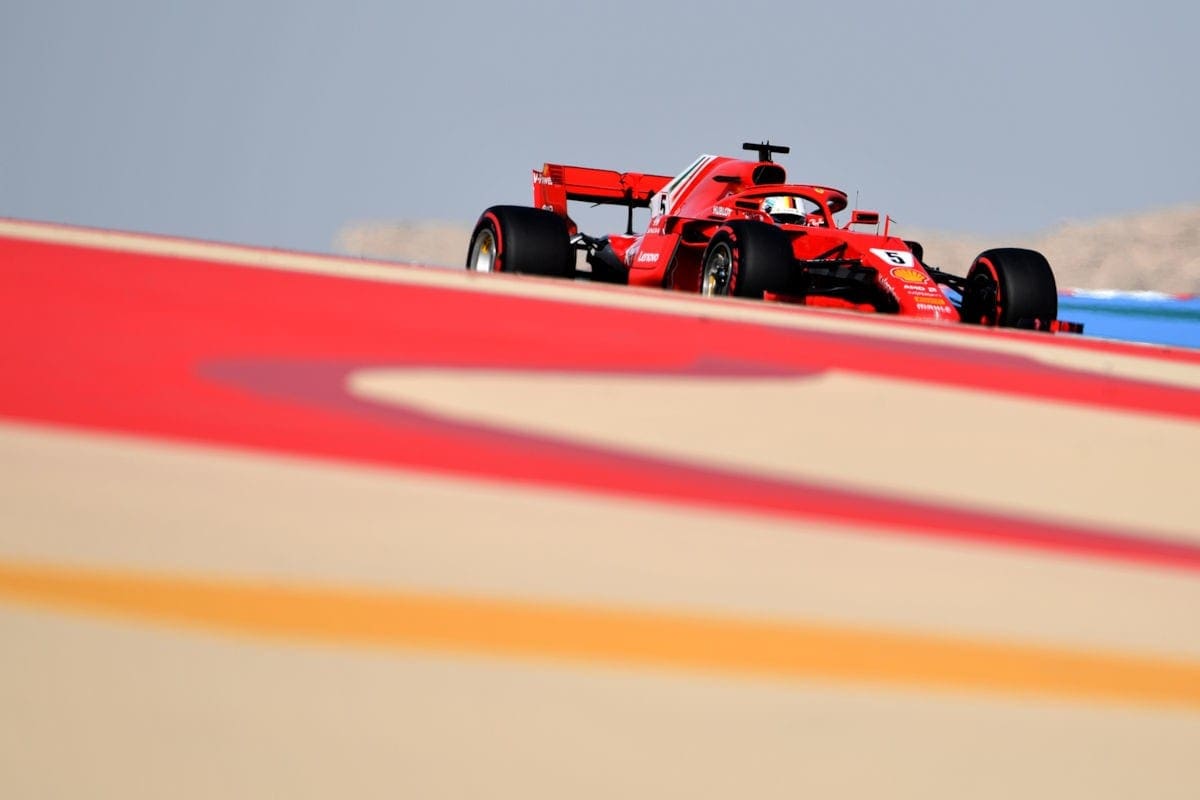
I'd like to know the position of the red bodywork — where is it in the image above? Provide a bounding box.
[533,153,963,321]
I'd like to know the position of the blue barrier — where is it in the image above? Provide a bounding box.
[1058,291,1200,350]
[937,288,1200,349]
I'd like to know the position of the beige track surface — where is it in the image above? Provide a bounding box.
[1,220,1199,797]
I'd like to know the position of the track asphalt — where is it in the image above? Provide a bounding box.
[2,219,1198,798]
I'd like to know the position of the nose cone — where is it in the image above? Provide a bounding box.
[868,248,962,322]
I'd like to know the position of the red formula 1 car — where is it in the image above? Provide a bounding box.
[467,142,1081,332]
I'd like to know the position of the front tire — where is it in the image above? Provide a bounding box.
[466,205,574,278]
[700,221,793,299]
[959,248,1058,327]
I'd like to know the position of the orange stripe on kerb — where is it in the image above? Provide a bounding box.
[1,559,1198,710]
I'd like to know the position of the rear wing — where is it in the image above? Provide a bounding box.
[533,163,672,233]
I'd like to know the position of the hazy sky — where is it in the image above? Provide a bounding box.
[2,1,1197,252]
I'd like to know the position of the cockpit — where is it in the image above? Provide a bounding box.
[761,195,827,226]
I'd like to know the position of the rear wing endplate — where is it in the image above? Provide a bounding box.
[533,164,672,233]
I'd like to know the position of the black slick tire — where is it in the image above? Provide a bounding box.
[700,221,793,299]
[466,205,574,278]
[959,247,1058,327]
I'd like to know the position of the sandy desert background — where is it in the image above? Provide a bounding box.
[336,204,1200,293]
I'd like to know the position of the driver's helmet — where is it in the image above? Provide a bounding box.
[762,195,806,224]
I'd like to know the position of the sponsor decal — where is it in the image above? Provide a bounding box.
[890,267,927,283]
[712,205,732,218]
[636,252,660,264]
[915,296,949,307]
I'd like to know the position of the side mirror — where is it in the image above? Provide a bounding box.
[849,210,880,226]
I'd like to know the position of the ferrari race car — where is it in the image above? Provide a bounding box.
[466,142,1081,332]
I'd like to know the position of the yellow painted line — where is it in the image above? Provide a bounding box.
[1,559,1198,710]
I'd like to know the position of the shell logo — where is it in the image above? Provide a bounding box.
[891,267,927,283]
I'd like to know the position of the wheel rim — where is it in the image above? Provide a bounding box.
[702,242,733,296]
[969,259,1002,325]
[469,228,498,272]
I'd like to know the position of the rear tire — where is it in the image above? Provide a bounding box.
[959,248,1057,327]
[466,205,574,278]
[700,221,793,299]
